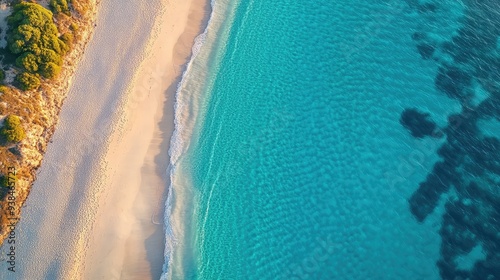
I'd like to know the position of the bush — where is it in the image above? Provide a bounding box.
[39,48,64,66]
[0,85,10,94]
[50,0,70,14]
[0,176,9,189]
[1,115,26,143]
[40,62,61,79]
[60,33,74,49]
[6,2,67,82]
[0,69,5,83]
[16,72,40,91]
[0,174,15,188]
[16,52,39,72]
[7,4,58,54]
[69,23,79,32]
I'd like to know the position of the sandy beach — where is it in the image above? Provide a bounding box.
[0,0,208,279]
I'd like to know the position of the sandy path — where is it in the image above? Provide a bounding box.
[0,0,208,279]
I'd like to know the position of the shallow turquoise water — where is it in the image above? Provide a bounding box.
[164,0,499,279]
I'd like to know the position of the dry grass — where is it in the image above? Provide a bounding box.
[70,0,91,18]
[0,85,46,241]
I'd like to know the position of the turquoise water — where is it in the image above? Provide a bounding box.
[163,0,500,279]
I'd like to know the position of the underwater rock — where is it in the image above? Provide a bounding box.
[407,0,500,278]
[416,43,435,60]
[400,108,438,138]
[435,66,472,100]
[411,31,426,41]
[409,161,457,222]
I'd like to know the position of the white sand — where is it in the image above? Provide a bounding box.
[0,0,208,279]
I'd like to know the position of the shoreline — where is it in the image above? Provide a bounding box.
[83,0,210,277]
[0,0,209,278]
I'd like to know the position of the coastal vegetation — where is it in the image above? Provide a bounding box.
[0,175,13,200]
[0,0,95,245]
[0,176,9,189]
[69,0,91,17]
[50,0,70,15]
[0,115,26,143]
[16,72,40,90]
[7,2,69,87]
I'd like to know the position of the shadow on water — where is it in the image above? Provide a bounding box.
[401,0,500,279]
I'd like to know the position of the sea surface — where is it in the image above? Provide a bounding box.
[163,0,500,279]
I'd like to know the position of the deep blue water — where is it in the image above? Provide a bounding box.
[165,0,500,279]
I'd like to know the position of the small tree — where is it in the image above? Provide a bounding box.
[50,0,70,15]
[40,62,61,79]
[1,115,26,143]
[16,72,40,91]
[7,2,67,81]
[16,52,39,73]
[60,33,74,49]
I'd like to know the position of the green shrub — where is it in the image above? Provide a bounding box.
[0,174,15,188]
[40,63,61,79]
[50,0,69,14]
[16,72,40,91]
[0,85,10,94]
[39,48,63,66]
[60,33,74,49]
[7,4,57,55]
[16,52,39,72]
[1,115,26,143]
[0,176,9,188]
[6,2,67,82]
[0,69,5,83]
[69,22,79,32]
[59,40,70,54]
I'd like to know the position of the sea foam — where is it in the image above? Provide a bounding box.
[160,0,238,278]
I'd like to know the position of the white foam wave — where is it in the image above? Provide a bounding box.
[160,1,215,279]
[160,0,239,278]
